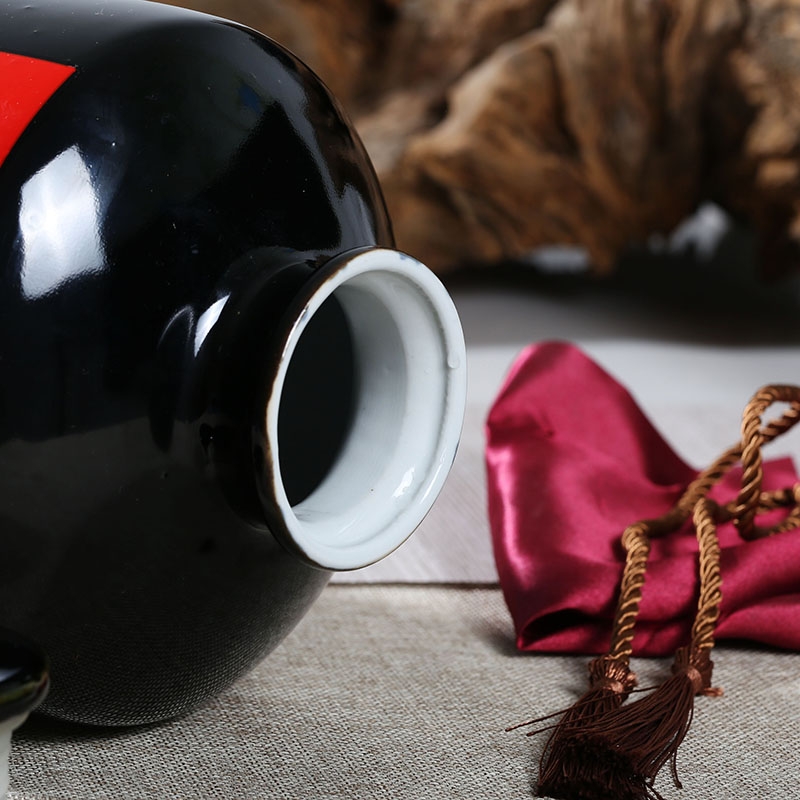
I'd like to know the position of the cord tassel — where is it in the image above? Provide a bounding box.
[535,655,637,798]
[537,492,726,800]
[567,647,719,800]
[526,519,653,798]
[509,384,800,800]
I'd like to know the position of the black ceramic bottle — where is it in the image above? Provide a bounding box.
[0,0,466,726]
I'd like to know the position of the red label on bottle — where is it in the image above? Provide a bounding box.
[0,52,76,168]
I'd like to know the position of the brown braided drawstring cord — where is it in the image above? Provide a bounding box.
[507,385,800,800]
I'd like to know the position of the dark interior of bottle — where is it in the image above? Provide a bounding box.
[277,294,356,506]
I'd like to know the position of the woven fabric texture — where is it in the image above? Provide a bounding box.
[9,585,799,799]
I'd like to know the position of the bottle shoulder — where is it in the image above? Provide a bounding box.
[0,0,391,280]
[0,0,260,68]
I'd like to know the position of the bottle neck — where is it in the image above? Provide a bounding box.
[256,247,466,571]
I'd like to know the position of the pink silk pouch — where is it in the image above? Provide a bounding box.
[486,341,800,656]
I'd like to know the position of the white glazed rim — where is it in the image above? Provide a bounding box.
[264,248,466,571]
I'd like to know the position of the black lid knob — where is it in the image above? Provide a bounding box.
[0,629,49,723]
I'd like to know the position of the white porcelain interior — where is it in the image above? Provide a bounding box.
[265,248,466,570]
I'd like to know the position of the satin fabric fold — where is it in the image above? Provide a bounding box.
[486,341,800,656]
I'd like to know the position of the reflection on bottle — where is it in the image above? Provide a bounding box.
[193,295,230,357]
[19,146,104,300]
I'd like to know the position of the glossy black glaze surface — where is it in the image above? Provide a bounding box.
[0,0,393,725]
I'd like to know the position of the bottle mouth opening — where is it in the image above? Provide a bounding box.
[263,248,466,570]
